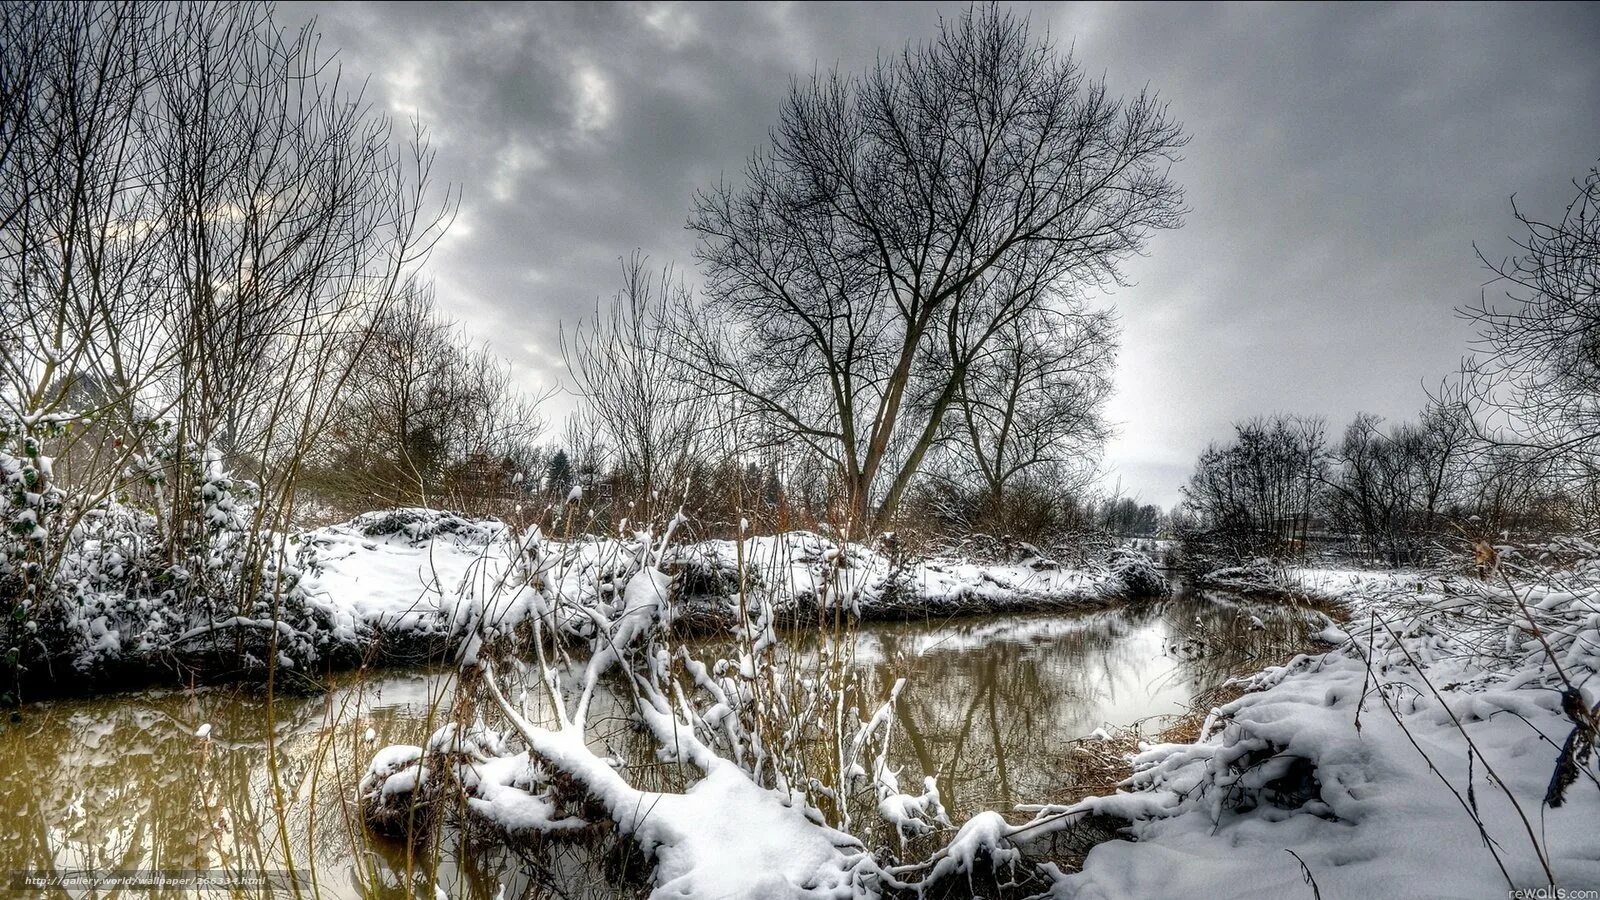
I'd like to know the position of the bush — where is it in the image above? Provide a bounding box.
[1103,548,1170,600]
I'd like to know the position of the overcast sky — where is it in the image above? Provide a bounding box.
[280,1,1600,507]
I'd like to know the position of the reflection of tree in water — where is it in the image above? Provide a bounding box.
[1152,590,1323,702]
[0,676,546,900]
[0,687,335,888]
[841,588,1323,842]
[853,610,1146,823]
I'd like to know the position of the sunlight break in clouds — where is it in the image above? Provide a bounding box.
[640,2,698,48]
[572,63,613,134]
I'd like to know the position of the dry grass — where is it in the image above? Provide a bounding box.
[1048,677,1260,811]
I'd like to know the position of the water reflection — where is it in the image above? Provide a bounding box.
[835,592,1317,821]
[0,588,1320,897]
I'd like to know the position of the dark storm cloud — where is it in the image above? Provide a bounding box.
[278,1,1600,506]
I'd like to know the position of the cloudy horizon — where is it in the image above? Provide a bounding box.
[278,1,1600,507]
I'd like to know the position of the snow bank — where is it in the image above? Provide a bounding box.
[16,504,1163,695]
[1200,558,1434,603]
[298,508,505,642]
[298,512,1165,647]
[1037,559,1600,897]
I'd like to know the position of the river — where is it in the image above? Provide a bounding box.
[0,586,1322,898]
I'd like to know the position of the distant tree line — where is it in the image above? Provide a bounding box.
[1176,405,1553,564]
[1179,165,1600,564]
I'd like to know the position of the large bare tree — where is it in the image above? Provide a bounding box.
[681,5,1186,537]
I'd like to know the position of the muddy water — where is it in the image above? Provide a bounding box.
[0,589,1321,898]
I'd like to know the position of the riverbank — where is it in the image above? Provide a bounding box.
[346,545,1593,898]
[14,508,1168,699]
[1040,551,1600,896]
[2,593,1305,899]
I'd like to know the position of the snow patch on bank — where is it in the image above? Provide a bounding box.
[1041,563,1600,897]
[298,511,1164,646]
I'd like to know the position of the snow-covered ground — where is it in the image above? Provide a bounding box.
[1200,558,1436,602]
[1038,556,1600,897]
[26,505,1164,694]
[299,509,1164,645]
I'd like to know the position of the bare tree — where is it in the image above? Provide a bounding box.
[1323,396,1476,562]
[563,253,709,519]
[148,3,452,563]
[1463,164,1600,490]
[1325,413,1422,563]
[1461,443,1566,536]
[1097,496,1162,537]
[0,3,179,542]
[680,5,1185,538]
[946,304,1115,505]
[0,1,452,618]
[1181,415,1327,558]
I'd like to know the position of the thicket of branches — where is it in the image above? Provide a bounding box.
[0,1,505,685]
[1464,165,1600,517]
[1179,403,1575,565]
[304,279,544,516]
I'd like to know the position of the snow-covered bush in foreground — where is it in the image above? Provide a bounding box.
[1020,551,1600,897]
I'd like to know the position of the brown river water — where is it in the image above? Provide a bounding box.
[0,587,1321,898]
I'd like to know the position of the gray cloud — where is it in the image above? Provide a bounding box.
[278,1,1600,506]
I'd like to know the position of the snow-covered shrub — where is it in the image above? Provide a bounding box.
[669,540,749,607]
[1102,547,1169,599]
[1199,558,1293,594]
[353,507,501,545]
[165,445,260,613]
[866,532,919,612]
[0,416,66,598]
[359,742,434,840]
[0,423,350,690]
[0,416,71,692]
